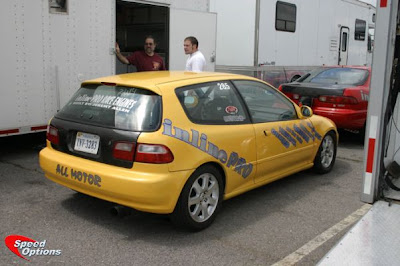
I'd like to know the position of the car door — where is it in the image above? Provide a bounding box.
[172,80,257,194]
[233,80,317,184]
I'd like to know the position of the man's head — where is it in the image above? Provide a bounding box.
[144,36,156,56]
[184,36,199,55]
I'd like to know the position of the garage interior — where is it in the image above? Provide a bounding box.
[115,1,169,73]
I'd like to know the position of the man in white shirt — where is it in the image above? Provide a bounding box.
[184,36,206,72]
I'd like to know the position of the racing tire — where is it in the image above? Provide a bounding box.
[170,165,224,231]
[313,131,337,174]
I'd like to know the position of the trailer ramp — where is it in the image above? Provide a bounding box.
[318,200,400,265]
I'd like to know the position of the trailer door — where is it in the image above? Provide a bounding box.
[339,27,349,65]
[169,9,216,71]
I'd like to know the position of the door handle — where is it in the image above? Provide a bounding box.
[263,130,269,136]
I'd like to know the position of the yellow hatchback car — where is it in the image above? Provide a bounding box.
[40,71,337,230]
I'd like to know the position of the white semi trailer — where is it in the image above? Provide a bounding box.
[0,0,377,137]
[211,0,376,68]
[0,0,217,136]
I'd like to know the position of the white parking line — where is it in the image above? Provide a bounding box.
[271,204,372,266]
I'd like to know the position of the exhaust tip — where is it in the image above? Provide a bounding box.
[110,205,132,218]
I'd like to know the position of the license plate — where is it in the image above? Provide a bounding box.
[74,132,100,155]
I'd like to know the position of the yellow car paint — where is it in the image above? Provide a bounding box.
[39,71,337,215]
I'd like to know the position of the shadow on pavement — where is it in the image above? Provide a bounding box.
[0,132,46,152]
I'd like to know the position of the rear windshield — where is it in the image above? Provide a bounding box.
[300,68,369,85]
[56,84,161,131]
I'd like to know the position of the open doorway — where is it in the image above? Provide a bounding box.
[116,1,169,74]
[339,26,349,65]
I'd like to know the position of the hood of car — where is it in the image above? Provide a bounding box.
[281,82,349,96]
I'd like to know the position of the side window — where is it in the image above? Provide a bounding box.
[342,32,348,52]
[176,81,250,125]
[233,80,297,123]
[276,1,296,32]
[355,19,366,41]
[49,0,68,14]
[368,28,375,52]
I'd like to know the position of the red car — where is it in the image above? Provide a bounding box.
[278,66,370,133]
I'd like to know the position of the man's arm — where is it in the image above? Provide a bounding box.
[191,56,206,72]
[115,42,129,65]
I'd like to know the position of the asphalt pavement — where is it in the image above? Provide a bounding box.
[0,131,366,265]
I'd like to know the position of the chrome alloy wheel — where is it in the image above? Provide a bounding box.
[320,134,335,168]
[188,173,220,223]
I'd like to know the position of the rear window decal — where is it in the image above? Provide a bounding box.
[217,82,230,90]
[72,94,137,113]
[223,115,245,122]
[225,106,238,114]
[162,119,253,178]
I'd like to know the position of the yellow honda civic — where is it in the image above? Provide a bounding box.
[39,71,337,231]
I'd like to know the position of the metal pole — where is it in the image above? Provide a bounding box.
[254,0,260,67]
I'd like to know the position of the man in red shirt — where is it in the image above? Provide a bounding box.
[115,36,166,72]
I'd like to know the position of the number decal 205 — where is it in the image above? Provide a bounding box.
[217,83,230,90]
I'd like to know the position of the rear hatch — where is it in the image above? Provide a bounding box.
[48,83,162,168]
[280,67,369,107]
[280,82,347,106]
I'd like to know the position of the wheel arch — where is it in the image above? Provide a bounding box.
[170,161,227,230]
[197,161,227,193]
[318,129,338,151]
[312,129,338,174]
[174,161,227,208]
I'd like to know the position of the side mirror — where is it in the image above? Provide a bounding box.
[301,106,313,117]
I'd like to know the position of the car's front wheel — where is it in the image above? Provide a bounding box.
[313,131,337,174]
[170,165,223,231]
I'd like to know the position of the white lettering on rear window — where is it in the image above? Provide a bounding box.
[72,94,137,113]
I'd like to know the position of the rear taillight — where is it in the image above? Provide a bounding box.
[318,95,358,104]
[283,92,292,98]
[113,142,135,161]
[278,85,283,91]
[135,144,174,164]
[46,125,59,145]
[283,92,300,102]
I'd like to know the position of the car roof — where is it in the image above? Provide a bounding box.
[322,65,370,70]
[82,71,252,94]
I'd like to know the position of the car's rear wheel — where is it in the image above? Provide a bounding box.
[170,165,223,231]
[313,131,337,174]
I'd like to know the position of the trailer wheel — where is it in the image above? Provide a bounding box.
[313,131,337,174]
[170,165,223,231]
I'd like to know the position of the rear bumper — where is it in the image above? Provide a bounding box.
[313,107,366,130]
[39,146,192,214]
